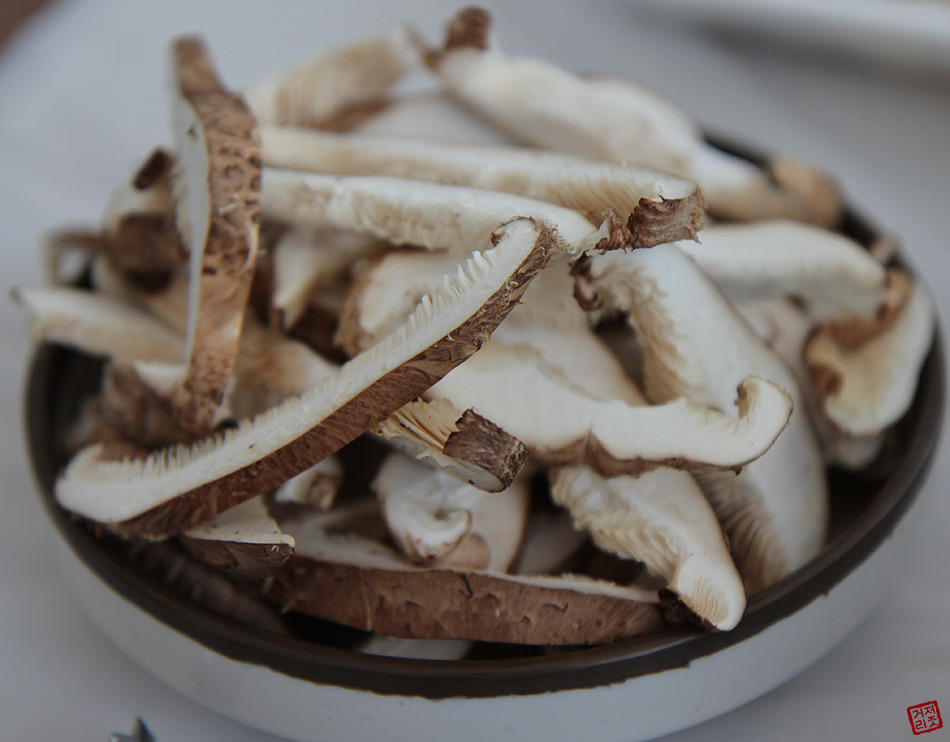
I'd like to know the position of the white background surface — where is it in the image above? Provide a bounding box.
[1,1,948,740]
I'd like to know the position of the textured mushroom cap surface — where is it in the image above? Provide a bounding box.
[170,37,262,435]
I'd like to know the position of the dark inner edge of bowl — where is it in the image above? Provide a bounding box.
[23,166,947,701]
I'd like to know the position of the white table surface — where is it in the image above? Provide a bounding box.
[1,1,948,740]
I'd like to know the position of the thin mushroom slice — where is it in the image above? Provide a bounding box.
[372,398,527,493]
[374,451,530,571]
[353,89,517,145]
[259,126,704,248]
[261,170,625,256]
[577,244,828,592]
[179,494,295,578]
[170,37,262,435]
[241,25,421,129]
[550,465,746,631]
[267,498,667,645]
[11,285,185,365]
[55,218,560,540]
[804,269,936,437]
[427,7,840,227]
[673,220,889,322]
[427,339,792,477]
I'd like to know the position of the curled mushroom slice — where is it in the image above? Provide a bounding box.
[259,126,704,247]
[578,244,828,592]
[11,285,184,364]
[372,398,527,493]
[170,37,262,435]
[267,498,666,645]
[550,465,746,631]
[428,7,840,226]
[241,25,420,129]
[804,269,935,437]
[375,452,530,570]
[180,495,295,578]
[674,220,889,322]
[428,339,791,477]
[55,218,560,540]
[261,170,624,256]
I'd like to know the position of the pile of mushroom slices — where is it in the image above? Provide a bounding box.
[14,7,936,652]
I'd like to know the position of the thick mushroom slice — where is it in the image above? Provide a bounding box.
[179,495,295,578]
[169,37,262,435]
[427,7,840,227]
[550,465,746,631]
[673,220,889,322]
[577,244,828,592]
[55,219,562,540]
[374,451,530,570]
[266,497,667,645]
[372,398,527,493]
[241,25,421,129]
[804,269,935,437]
[259,126,704,248]
[10,285,184,364]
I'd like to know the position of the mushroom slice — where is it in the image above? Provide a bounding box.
[261,170,625,256]
[336,248,468,354]
[55,218,559,540]
[372,398,527,493]
[270,225,380,331]
[241,25,420,129]
[170,37,262,435]
[101,147,186,278]
[578,244,827,592]
[674,220,889,322]
[740,298,886,470]
[259,126,704,248]
[180,495,295,578]
[354,634,473,660]
[550,465,746,631]
[374,451,530,570]
[267,498,666,645]
[353,88,516,145]
[427,339,791,477]
[427,7,840,226]
[11,285,184,364]
[272,457,344,511]
[804,269,935,437]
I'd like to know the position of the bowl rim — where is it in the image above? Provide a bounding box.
[23,206,946,700]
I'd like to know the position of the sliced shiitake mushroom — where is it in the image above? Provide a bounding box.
[427,7,841,227]
[266,497,667,645]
